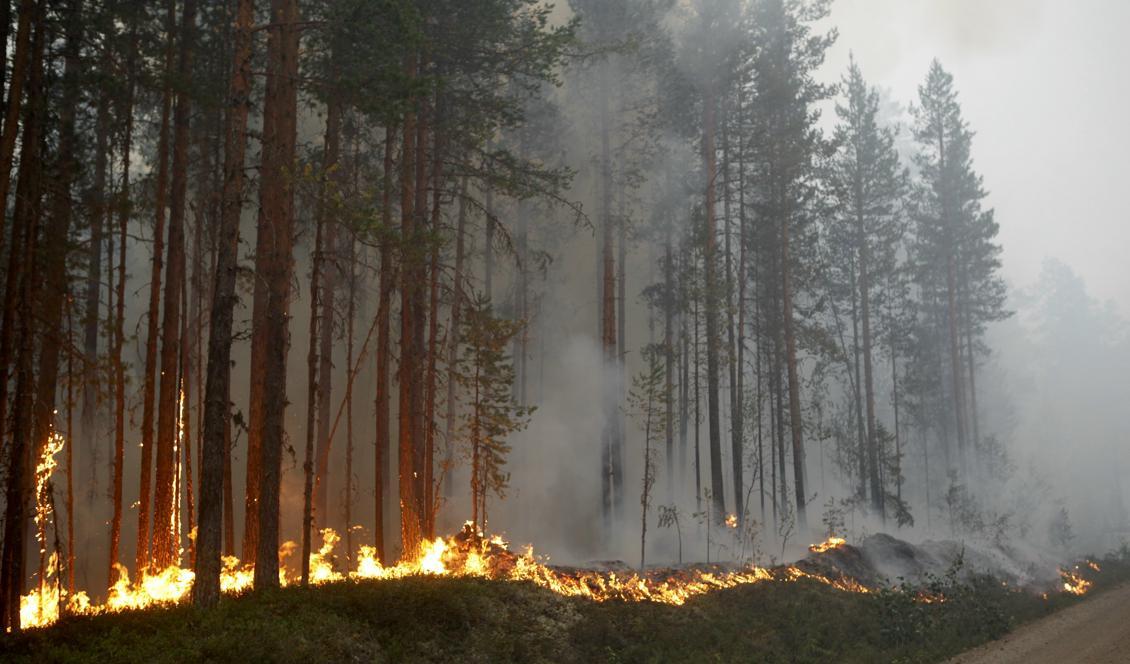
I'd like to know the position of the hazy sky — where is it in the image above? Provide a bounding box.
[820,0,1130,314]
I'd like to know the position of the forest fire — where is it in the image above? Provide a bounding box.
[15,525,875,629]
[1059,567,1093,596]
[808,536,847,554]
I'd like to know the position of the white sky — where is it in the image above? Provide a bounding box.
[819,0,1130,314]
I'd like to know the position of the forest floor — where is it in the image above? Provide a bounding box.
[3,549,1128,663]
[947,580,1130,664]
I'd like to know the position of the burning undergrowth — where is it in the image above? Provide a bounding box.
[17,527,1109,632]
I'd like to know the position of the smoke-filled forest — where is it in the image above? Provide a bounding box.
[0,0,1128,658]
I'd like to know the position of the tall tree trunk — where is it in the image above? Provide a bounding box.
[0,0,34,261]
[735,89,749,524]
[443,178,467,506]
[300,191,326,586]
[397,52,421,560]
[860,229,882,517]
[152,0,196,569]
[599,58,616,531]
[781,201,807,530]
[343,224,356,560]
[722,100,743,524]
[30,0,82,552]
[663,224,674,503]
[180,273,195,564]
[887,274,902,507]
[373,126,395,563]
[423,111,443,538]
[0,8,44,628]
[702,85,726,522]
[137,0,177,575]
[849,257,867,502]
[313,97,341,530]
[192,0,253,608]
[252,0,300,591]
[81,89,107,487]
[411,82,429,534]
[109,40,135,586]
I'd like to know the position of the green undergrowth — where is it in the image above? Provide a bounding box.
[4,549,1129,664]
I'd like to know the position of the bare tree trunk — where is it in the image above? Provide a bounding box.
[781,205,807,530]
[192,0,253,608]
[722,99,743,524]
[180,273,195,564]
[252,0,300,591]
[301,192,326,586]
[373,126,395,563]
[109,43,134,586]
[860,227,883,517]
[702,85,726,522]
[0,14,44,627]
[663,224,674,503]
[152,0,196,569]
[599,58,616,531]
[398,52,421,559]
[443,177,468,502]
[411,82,430,535]
[81,89,107,488]
[423,111,443,538]
[30,1,82,570]
[137,0,176,575]
[343,224,356,560]
[313,98,341,530]
[0,0,34,261]
[735,87,749,523]
[837,258,863,505]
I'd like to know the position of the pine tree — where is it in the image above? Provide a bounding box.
[456,295,534,533]
[826,56,908,519]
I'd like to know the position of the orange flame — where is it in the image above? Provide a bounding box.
[1060,567,1092,596]
[808,536,846,554]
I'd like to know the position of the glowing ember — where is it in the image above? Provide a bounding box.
[34,432,66,555]
[808,536,847,554]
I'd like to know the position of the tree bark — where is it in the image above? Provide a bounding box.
[313,97,341,532]
[702,85,726,522]
[0,0,34,261]
[81,88,106,487]
[301,189,325,586]
[373,126,395,563]
[192,0,253,608]
[0,7,44,627]
[398,52,421,559]
[781,204,807,530]
[252,0,300,591]
[110,41,135,587]
[137,0,177,575]
[152,0,197,569]
[444,177,468,501]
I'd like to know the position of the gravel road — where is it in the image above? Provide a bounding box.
[947,582,1130,664]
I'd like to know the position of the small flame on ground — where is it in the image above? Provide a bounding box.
[1060,567,1092,596]
[808,536,847,554]
[724,514,738,529]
